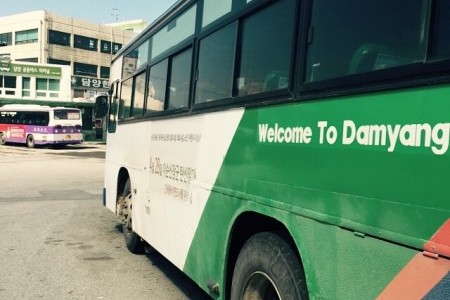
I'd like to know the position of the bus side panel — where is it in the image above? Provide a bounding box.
[0,123,82,146]
[183,84,450,299]
[135,110,244,271]
[103,121,150,217]
[183,192,423,299]
[0,124,27,144]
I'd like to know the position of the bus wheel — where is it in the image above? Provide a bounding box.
[26,134,35,148]
[0,132,5,145]
[117,179,145,253]
[231,232,308,300]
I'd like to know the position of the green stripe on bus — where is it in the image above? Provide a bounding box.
[184,84,450,298]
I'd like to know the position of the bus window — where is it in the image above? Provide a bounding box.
[195,22,237,104]
[119,77,133,119]
[146,59,168,113]
[305,0,428,82]
[132,72,146,117]
[237,0,295,96]
[22,112,49,125]
[429,0,450,61]
[151,5,196,60]
[54,110,80,120]
[107,82,119,133]
[167,48,192,110]
[202,0,232,28]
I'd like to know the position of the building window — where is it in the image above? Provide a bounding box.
[100,66,110,79]
[16,58,38,63]
[0,75,17,95]
[48,58,71,65]
[48,30,71,46]
[22,77,31,97]
[0,32,12,46]
[100,41,123,54]
[74,35,98,51]
[74,62,97,77]
[100,40,112,53]
[15,29,38,44]
[36,78,60,98]
[101,41,123,54]
[49,79,59,98]
[73,89,84,98]
[112,43,122,54]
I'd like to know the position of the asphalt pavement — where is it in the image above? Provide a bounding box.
[0,143,210,300]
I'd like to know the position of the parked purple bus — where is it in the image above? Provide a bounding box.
[0,104,83,148]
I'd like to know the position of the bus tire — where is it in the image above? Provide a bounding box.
[118,179,145,254]
[231,232,308,300]
[0,132,5,145]
[26,134,35,148]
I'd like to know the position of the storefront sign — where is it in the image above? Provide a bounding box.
[0,61,10,72]
[7,63,62,77]
[71,76,109,89]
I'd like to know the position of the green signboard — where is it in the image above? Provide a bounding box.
[0,62,61,78]
[71,75,109,89]
[0,61,10,72]
[9,63,62,77]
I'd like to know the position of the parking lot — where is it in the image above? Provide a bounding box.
[0,143,209,300]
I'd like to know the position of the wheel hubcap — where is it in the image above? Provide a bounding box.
[243,271,281,300]
[123,193,132,229]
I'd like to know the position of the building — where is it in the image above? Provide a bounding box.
[0,10,144,139]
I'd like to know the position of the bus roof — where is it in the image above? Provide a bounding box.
[112,0,190,63]
[0,104,78,112]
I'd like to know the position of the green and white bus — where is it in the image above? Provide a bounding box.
[96,0,450,298]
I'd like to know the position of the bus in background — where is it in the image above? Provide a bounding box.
[0,104,83,148]
[96,0,450,299]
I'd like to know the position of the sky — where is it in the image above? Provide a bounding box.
[0,0,178,25]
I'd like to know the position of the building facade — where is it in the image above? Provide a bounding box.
[0,10,142,101]
[0,10,144,139]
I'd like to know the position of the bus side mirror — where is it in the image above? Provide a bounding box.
[94,95,109,118]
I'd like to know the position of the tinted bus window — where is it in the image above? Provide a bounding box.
[133,72,146,117]
[168,49,192,110]
[305,0,427,82]
[195,22,237,103]
[202,0,232,28]
[237,0,295,96]
[119,78,133,119]
[152,5,196,59]
[147,59,168,113]
[429,0,450,61]
[54,110,80,120]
